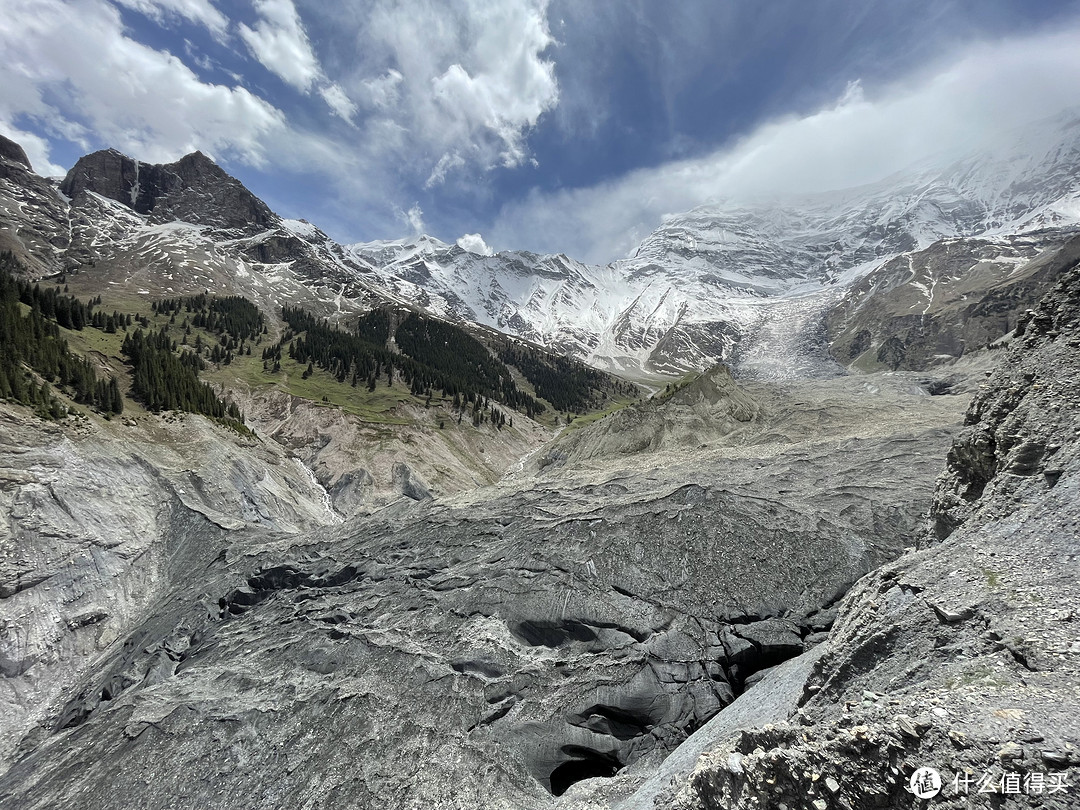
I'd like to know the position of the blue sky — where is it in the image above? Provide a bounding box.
[3,0,1080,263]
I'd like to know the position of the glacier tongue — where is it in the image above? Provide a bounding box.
[730,290,847,382]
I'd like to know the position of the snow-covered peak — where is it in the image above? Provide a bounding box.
[341,114,1080,377]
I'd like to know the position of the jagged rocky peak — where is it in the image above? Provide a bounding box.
[0,134,31,170]
[60,148,276,234]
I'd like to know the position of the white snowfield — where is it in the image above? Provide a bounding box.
[346,114,1080,378]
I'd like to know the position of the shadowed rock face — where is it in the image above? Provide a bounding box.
[0,135,30,171]
[827,233,1080,372]
[60,149,276,234]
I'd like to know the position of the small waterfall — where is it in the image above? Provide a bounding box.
[292,457,344,524]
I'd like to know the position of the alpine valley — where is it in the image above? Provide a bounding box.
[1,107,1080,810]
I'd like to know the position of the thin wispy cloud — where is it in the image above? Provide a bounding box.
[488,25,1080,263]
[0,0,284,170]
[113,0,229,39]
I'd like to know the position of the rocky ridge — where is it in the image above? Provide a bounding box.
[60,149,277,235]
[827,232,1080,372]
[5,125,1080,382]
[350,115,1080,377]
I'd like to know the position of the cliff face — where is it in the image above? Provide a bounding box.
[826,233,1080,373]
[658,238,1080,810]
[59,149,276,234]
[0,135,30,171]
[0,409,341,771]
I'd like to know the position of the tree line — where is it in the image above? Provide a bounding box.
[154,292,266,341]
[497,343,637,414]
[276,306,547,418]
[0,253,122,418]
[121,326,243,423]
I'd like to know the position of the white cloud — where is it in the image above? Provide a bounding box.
[0,0,285,168]
[238,0,321,92]
[112,0,229,39]
[401,203,425,234]
[456,233,493,256]
[239,0,357,122]
[425,152,465,189]
[351,0,558,184]
[319,83,357,123]
[361,69,403,109]
[489,25,1080,263]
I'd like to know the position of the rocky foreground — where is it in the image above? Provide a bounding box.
[646,250,1080,810]
[4,261,1080,808]
[1,360,969,807]
[1,232,1079,809]
[0,267,1075,810]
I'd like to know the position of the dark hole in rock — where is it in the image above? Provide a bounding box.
[926,380,954,395]
[474,697,515,728]
[450,658,505,679]
[549,748,622,796]
[56,696,96,730]
[512,619,597,648]
[571,704,651,740]
[317,609,351,625]
[311,565,359,588]
[247,565,305,591]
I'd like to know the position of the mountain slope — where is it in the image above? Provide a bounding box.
[349,114,1080,378]
[0,358,968,809]
[0,140,643,513]
[650,225,1080,810]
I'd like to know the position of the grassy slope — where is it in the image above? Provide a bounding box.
[35,280,638,429]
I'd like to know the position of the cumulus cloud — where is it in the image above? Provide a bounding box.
[113,0,229,38]
[347,0,558,184]
[488,25,1080,263]
[456,233,494,255]
[238,0,321,92]
[0,0,284,168]
[239,0,356,121]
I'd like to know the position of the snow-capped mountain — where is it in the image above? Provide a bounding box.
[3,111,1078,382]
[348,112,1080,377]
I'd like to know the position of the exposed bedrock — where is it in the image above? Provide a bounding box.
[654,229,1080,810]
[0,365,965,807]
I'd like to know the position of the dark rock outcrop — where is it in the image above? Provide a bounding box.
[0,134,31,170]
[828,233,1080,371]
[60,149,276,234]
[0,136,69,274]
